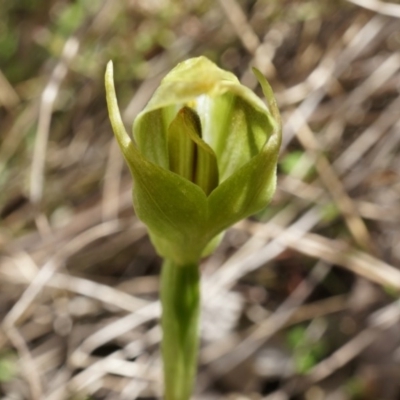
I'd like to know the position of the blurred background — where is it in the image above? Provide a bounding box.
[1,0,400,399]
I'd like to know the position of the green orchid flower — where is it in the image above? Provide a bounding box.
[105,56,281,266]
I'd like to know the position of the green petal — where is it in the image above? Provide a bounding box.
[133,107,175,169]
[168,107,198,181]
[193,133,219,196]
[132,57,238,167]
[198,92,272,181]
[143,56,239,112]
[168,106,219,195]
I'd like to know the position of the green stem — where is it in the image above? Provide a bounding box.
[161,259,200,400]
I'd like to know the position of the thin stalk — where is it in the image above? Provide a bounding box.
[161,259,200,400]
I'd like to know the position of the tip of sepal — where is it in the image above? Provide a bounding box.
[252,67,281,141]
[106,60,113,74]
[105,60,137,162]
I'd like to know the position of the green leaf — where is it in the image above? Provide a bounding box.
[0,353,17,382]
[280,150,304,174]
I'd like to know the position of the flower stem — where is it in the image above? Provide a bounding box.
[161,259,200,400]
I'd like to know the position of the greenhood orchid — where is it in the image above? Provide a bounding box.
[106,56,281,400]
[105,56,281,266]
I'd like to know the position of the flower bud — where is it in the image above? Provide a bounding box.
[105,57,281,265]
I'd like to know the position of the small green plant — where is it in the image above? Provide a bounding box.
[0,352,17,383]
[105,56,281,400]
[286,324,328,374]
[345,376,368,399]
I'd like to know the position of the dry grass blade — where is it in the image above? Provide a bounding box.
[3,220,122,328]
[348,0,400,17]
[29,37,80,206]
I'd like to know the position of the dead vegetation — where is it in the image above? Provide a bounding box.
[1,0,400,399]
